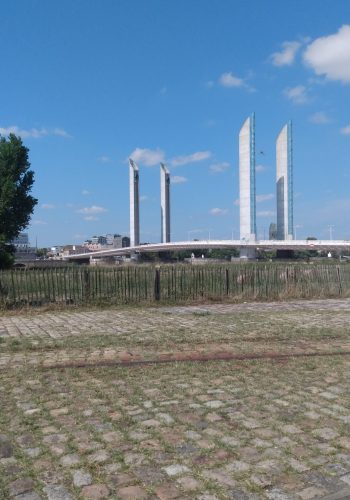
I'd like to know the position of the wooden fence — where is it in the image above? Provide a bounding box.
[0,263,349,308]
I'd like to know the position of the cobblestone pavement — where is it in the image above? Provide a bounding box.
[1,299,350,499]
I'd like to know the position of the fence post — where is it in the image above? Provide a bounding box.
[83,268,90,303]
[154,267,161,301]
[225,268,229,295]
[337,266,343,295]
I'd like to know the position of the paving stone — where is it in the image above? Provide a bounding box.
[339,438,350,450]
[227,489,259,499]
[118,485,148,499]
[133,465,165,485]
[226,460,250,473]
[250,474,273,488]
[87,450,109,464]
[313,428,339,440]
[60,454,80,467]
[72,470,92,487]
[155,483,181,499]
[220,436,240,447]
[163,464,191,476]
[287,458,310,473]
[156,413,175,424]
[201,469,236,487]
[204,400,223,409]
[0,434,13,458]
[23,448,41,458]
[177,475,201,491]
[340,474,350,485]
[266,488,296,499]
[281,425,303,435]
[81,484,109,499]
[123,452,146,466]
[43,485,73,500]
[324,463,349,476]
[50,408,69,417]
[42,434,68,444]
[9,478,35,497]
[13,493,42,500]
[101,431,122,443]
[141,418,161,428]
[196,494,219,500]
[297,486,327,499]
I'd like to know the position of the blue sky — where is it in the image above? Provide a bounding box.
[1,0,349,246]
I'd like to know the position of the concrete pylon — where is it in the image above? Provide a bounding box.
[160,163,170,243]
[276,121,293,240]
[129,158,140,247]
[239,113,256,259]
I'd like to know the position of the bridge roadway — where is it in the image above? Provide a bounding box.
[66,239,350,261]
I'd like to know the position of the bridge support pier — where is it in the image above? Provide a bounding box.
[240,247,256,260]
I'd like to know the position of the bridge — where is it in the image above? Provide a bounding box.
[66,239,350,261]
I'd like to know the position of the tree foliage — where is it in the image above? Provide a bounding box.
[0,134,37,268]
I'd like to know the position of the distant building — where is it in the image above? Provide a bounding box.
[91,235,107,245]
[269,223,277,240]
[239,113,256,242]
[122,236,130,248]
[112,234,123,248]
[129,159,140,247]
[11,232,30,250]
[276,121,294,240]
[81,233,129,251]
[160,163,171,243]
[59,245,88,257]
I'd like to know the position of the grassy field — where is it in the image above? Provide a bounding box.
[1,299,350,498]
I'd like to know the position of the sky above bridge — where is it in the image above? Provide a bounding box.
[1,1,349,246]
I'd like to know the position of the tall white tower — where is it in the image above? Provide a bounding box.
[239,113,256,252]
[129,158,140,247]
[276,121,293,240]
[160,163,170,243]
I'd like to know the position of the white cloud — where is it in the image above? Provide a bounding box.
[52,128,71,138]
[340,124,350,135]
[303,25,350,84]
[0,126,70,139]
[219,72,245,88]
[257,210,275,217]
[309,111,331,124]
[170,151,211,167]
[270,41,301,66]
[32,219,48,225]
[209,208,228,216]
[140,195,148,201]
[77,205,107,215]
[84,216,99,221]
[234,198,240,206]
[283,85,308,104]
[209,162,230,173]
[41,203,55,209]
[256,193,274,203]
[97,156,111,163]
[129,147,165,166]
[172,176,188,184]
[256,164,267,173]
[81,190,90,196]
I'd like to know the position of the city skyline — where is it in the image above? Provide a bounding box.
[0,1,349,246]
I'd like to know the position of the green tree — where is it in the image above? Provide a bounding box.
[0,134,37,268]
